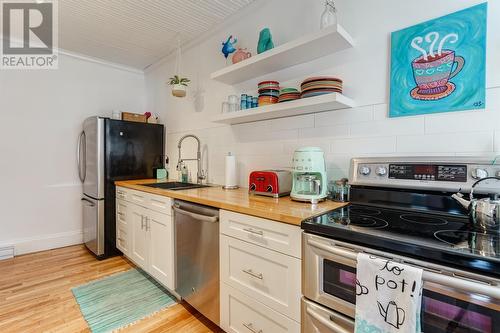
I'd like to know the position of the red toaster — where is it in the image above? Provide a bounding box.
[249,170,292,198]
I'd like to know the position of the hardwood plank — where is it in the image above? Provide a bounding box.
[0,245,222,332]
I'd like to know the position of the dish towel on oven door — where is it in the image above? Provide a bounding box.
[354,253,423,333]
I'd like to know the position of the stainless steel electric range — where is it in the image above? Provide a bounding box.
[301,157,500,333]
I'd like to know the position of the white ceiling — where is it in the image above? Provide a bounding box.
[59,0,255,70]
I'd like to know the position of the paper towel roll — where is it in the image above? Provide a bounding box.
[224,152,238,189]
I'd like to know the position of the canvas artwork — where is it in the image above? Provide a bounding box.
[389,3,487,117]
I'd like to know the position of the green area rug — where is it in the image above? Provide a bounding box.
[72,268,177,333]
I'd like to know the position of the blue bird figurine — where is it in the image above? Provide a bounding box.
[221,35,238,59]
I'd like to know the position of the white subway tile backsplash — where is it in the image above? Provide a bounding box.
[314,105,374,127]
[493,131,500,153]
[373,104,389,120]
[165,87,500,186]
[350,117,424,137]
[331,136,397,154]
[397,132,493,153]
[425,110,499,134]
[268,114,314,131]
[299,124,349,139]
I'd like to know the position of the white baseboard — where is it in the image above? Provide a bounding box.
[0,230,83,256]
[0,245,14,261]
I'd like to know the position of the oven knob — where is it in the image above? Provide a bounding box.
[266,185,273,192]
[359,166,371,176]
[376,166,387,176]
[472,168,488,179]
[250,183,256,191]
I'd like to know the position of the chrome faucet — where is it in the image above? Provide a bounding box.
[176,134,206,184]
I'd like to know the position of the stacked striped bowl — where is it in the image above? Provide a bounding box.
[258,81,280,106]
[300,77,343,98]
[278,88,301,103]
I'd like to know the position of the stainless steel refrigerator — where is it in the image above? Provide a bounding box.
[77,116,164,258]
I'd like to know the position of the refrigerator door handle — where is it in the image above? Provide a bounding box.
[77,131,86,182]
[81,197,95,206]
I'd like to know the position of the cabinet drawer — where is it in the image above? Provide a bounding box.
[221,283,300,333]
[116,187,129,201]
[128,189,148,205]
[221,235,301,320]
[147,194,172,215]
[116,187,146,205]
[302,298,354,333]
[116,199,130,255]
[116,224,130,255]
[220,210,301,258]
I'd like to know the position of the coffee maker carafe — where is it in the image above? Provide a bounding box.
[290,147,328,204]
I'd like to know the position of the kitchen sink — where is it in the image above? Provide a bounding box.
[142,182,210,191]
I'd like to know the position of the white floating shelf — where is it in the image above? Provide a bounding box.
[210,24,354,85]
[212,93,355,125]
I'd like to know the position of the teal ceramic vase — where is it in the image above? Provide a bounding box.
[257,28,274,54]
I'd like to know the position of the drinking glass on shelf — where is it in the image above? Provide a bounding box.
[228,95,239,104]
[228,103,239,112]
[221,102,230,113]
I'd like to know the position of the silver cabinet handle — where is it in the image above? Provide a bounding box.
[145,217,150,231]
[306,307,351,333]
[242,268,263,280]
[243,227,264,236]
[141,215,145,230]
[243,323,262,333]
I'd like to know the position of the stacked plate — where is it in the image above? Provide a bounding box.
[258,81,280,106]
[300,76,343,99]
[278,88,301,103]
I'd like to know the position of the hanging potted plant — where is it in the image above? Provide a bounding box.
[169,75,190,97]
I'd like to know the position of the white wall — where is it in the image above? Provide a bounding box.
[0,53,145,255]
[145,0,500,187]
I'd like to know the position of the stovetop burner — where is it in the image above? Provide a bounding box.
[331,214,389,229]
[435,230,499,257]
[400,214,448,225]
[302,203,500,277]
[348,206,381,216]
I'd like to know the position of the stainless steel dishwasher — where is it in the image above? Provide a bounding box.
[172,200,220,326]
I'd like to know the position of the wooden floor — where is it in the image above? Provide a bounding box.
[0,245,223,333]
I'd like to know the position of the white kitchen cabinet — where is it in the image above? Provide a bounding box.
[116,199,130,256]
[220,210,302,259]
[221,235,301,320]
[148,210,174,288]
[116,186,174,291]
[220,209,302,328]
[221,284,300,333]
[130,204,149,268]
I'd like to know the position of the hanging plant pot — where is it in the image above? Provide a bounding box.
[172,84,187,97]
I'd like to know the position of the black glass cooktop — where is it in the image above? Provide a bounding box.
[302,203,500,277]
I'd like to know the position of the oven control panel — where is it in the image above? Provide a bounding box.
[350,157,500,192]
[388,164,467,182]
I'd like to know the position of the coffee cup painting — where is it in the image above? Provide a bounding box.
[389,3,486,117]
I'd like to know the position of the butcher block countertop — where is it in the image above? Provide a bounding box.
[115,179,347,226]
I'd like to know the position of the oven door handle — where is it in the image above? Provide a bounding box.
[306,307,351,333]
[307,238,500,299]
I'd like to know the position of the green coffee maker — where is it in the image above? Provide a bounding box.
[290,147,328,204]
